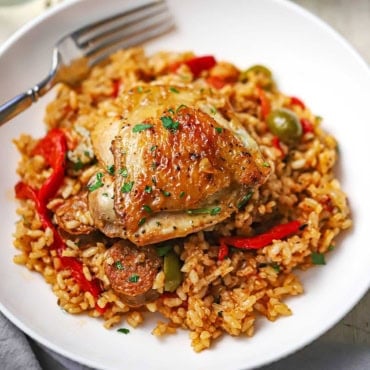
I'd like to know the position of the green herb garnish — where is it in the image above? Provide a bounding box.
[128,274,140,283]
[138,217,146,226]
[150,145,157,152]
[137,86,143,93]
[132,123,153,133]
[121,181,134,193]
[237,191,253,209]
[117,328,130,334]
[88,172,104,192]
[145,185,152,193]
[107,164,115,175]
[119,167,128,177]
[142,205,152,213]
[176,104,187,113]
[73,159,84,171]
[187,206,221,215]
[311,252,326,265]
[115,261,124,270]
[215,127,223,134]
[161,116,179,131]
[179,191,186,199]
[162,190,171,197]
[169,86,179,93]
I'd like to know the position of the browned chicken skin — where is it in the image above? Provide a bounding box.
[86,85,271,245]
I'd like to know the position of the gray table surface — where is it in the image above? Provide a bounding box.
[0,0,369,369]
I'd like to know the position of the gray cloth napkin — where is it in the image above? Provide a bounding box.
[1,312,370,370]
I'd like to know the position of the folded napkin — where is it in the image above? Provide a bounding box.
[1,312,370,370]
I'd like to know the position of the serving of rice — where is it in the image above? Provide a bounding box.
[13,47,351,352]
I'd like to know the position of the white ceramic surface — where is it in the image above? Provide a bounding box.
[0,0,369,369]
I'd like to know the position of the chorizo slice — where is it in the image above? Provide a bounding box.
[104,240,162,307]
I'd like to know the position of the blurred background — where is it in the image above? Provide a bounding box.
[0,0,369,353]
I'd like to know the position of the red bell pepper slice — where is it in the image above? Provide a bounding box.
[290,96,306,110]
[300,118,314,134]
[256,86,270,119]
[15,129,105,312]
[218,220,301,260]
[170,55,217,78]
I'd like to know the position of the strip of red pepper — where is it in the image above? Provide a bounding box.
[256,86,271,120]
[218,220,301,261]
[15,129,105,312]
[290,96,306,110]
[170,55,217,78]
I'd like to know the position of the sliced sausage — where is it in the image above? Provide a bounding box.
[55,192,95,235]
[104,240,162,307]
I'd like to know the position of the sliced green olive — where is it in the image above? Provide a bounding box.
[239,64,272,82]
[163,251,182,292]
[266,108,302,144]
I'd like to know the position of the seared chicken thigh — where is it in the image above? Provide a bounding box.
[85,85,271,245]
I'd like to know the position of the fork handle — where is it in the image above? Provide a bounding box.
[0,88,40,126]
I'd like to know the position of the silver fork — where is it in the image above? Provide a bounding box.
[0,0,174,125]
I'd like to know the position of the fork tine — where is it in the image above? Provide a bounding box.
[84,6,173,59]
[88,17,175,67]
[72,0,168,47]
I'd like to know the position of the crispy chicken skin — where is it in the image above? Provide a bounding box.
[57,85,271,245]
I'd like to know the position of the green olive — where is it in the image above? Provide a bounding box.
[239,64,272,82]
[266,108,302,144]
[163,251,182,292]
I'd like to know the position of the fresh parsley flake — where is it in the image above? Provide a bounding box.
[117,328,130,334]
[179,191,186,199]
[169,86,179,93]
[210,106,217,115]
[73,159,84,171]
[145,185,152,193]
[142,205,152,213]
[107,164,115,175]
[137,86,143,93]
[161,116,179,131]
[161,190,171,197]
[187,206,221,215]
[311,252,326,265]
[150,145,157,152]
[237,191,253,209]
[88,172,104,192]
[215,127,223,134]
[128,274,140,283]
[271,263,280,273]
[262,162,271,167]
[138,217,146,226]
[115,261,124,270]
[121,181,134,193]
[119,167,128,177]
[102,192,109,197]
[132,123,153,133]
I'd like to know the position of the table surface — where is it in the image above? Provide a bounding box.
[0,0,369,354]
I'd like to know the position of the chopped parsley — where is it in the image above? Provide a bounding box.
[161,190,171,197]
[115,261,124,270]
[150,145,157,152]
[271,263,280,273]
[161,116,179,132]
[179,191,186,199]
[169,86,179,93]
[237,191,253,209]
[215,127,223,134]
[156,244,172,257]
[121,181,134,193]
[102,192,109,197]
[145,185,152,193]
[137,86,143,93]
[73,159,84,171]
[128,274,140,283]
[262,162,271,167]
[138,217,146,226]
[311,252,326,265]
[119,167,128,177]
[142,205,152,213]
[117,328,130,334]
[88,172,104,192]
[210,106,217,115]
[132,123,153,133]
[187,206,221,215]
[107,164,115,175]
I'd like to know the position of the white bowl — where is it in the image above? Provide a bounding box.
[0,0,370,369]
